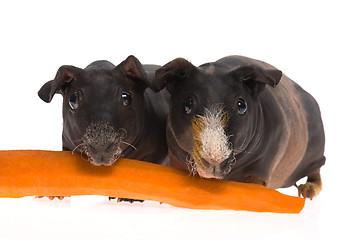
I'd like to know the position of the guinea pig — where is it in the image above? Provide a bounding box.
[38,55,168,166]
[153,55,325,199]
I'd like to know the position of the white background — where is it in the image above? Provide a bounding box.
[0,0,360,239]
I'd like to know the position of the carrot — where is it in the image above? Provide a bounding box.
[0,150,305,213]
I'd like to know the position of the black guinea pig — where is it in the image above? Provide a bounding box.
[39,55,168,166]
[153,55,325,199]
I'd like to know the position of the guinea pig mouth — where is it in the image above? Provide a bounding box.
[83,143,123,166]
[191,157,234,180]
[76,121,129,166]
[189,106,234,179]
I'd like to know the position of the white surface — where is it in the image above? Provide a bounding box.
[0,0,360,239]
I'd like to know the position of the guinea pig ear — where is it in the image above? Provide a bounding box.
[153,58,197,93]
[38,65,83,103]
[117,55,150,91]
[230,65,282,96]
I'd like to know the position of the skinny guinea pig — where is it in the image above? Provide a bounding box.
[153,55,325,199]
[38,55,168,166]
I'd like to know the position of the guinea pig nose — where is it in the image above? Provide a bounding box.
[93,153,111,166]
[219,159,229,171]
[89,142,115,152]
[104,142,115,151]
[88,144,97,152]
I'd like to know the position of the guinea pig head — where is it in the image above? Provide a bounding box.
[154,58,282,179]
[38,55,150,166]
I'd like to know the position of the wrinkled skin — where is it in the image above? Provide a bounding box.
[153,55,325,198]
[39,55,168,166]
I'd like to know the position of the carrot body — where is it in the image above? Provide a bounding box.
[0,150,305,213]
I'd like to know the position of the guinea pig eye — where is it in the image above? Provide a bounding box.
[69,92,79,110]
[121,91,132,106]
[237,98,247,115]
[183,97,193,115]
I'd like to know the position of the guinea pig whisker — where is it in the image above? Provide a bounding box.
[186,154,197,177]
[119,140,137,150]
[227,155,237,174]
[228,155,237,167]
[78,149,91,162]
[115,128,136,150]
[71,142,94,163]
[72,142,86,155]
[233,138,249,155]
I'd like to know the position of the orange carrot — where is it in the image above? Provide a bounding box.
[0,150,305,213]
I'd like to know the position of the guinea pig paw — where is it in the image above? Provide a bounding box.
[35,196,67,200]
[115,198,144,204]
[297,182,319,200]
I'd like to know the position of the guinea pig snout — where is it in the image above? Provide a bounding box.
[195,157,233,179]
[191,107,233,179]
[86,142,117,166]
[81,121,124,166]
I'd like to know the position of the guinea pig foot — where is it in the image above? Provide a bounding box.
[116,198,144,204]
[108,197,144,203]
[35,196,67,200]
[297,182,321,200]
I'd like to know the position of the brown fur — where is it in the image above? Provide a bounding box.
[268,78,308,188]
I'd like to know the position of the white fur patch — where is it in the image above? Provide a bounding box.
[195,107,232,164]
